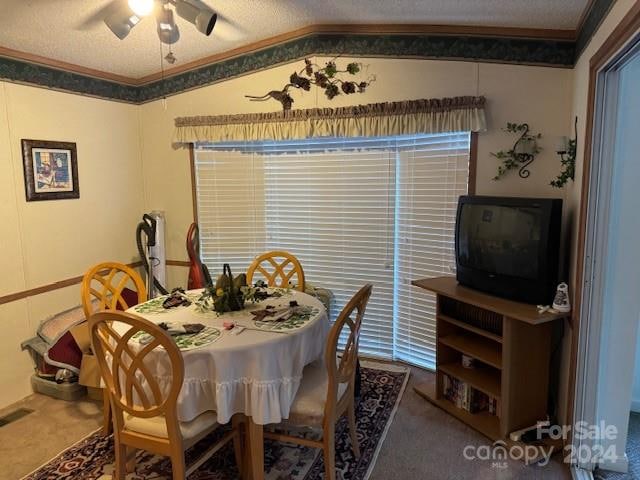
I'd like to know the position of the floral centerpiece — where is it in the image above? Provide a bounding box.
[195,266,287,315]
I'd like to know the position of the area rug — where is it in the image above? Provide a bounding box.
[22,363,409,480]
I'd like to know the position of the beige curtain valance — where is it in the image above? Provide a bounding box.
[174,96,486,145]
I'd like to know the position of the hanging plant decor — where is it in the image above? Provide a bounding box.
[492,122,542,180]
[550,117,577,188]
[245,58,375,111]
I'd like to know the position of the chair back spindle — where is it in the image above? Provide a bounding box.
[246,251,306,291]
[325,284,373,408]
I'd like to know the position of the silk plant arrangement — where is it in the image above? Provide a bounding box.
[246,58,375,111]
[492,122,542,180]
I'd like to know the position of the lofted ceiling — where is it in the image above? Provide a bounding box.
[0,0,590,79]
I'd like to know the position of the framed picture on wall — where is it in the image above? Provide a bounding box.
[21,139,79,201]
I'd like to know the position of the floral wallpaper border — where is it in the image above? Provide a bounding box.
[137,33,575,103]
[0,55,139,103]
[575,0,616,57]
[0,7,610,105]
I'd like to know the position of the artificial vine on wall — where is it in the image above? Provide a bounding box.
[245,58,375,111]
[492,122,542,180]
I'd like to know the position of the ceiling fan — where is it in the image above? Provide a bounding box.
[105,0,218,45]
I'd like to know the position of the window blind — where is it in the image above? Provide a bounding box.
[193,150,265,275]
[194,132,470,367]
[394,133,471,369]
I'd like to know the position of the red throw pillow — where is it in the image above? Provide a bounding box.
[46,331,83,372]
[117,287,142,310]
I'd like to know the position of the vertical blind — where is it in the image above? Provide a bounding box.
[194,132,470,369]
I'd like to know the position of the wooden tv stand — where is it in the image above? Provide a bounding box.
[411,276,567,441]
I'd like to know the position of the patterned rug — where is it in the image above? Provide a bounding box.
[22,364,409,480]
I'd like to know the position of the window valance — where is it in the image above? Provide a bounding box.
[173,96,486,144]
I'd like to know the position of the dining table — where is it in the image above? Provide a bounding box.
[123,287,330,480]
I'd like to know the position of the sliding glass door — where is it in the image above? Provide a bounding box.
[193,133,470,369]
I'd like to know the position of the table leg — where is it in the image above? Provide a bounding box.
[245,417,264,480]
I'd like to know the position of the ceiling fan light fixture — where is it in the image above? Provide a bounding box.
[157,7,180,44]
[128,0,155,17]
[105,4,141,40]
[175,0,217,36]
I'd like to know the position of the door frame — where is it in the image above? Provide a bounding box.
[569,1,640,476]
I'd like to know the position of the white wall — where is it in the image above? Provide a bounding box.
[3,17,625,415]
[0,82,144,408]
[137,57,578,424]
[139,57,573,289]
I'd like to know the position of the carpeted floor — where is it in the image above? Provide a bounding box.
[0,391,103,480]
[20,365,409,480]
[1,365,571,480]
[594,412,640,480]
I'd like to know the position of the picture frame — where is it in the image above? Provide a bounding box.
[21,139,79,201]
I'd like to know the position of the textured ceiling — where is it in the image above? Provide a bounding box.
[0,0,590,79]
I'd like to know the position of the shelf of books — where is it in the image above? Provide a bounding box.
[413,276,566,454]
[415,382,502,440]
[439,362,501,398]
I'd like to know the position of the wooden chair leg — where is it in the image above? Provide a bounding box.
[170,452,187,480]
[113,438,127,480]
[347,400,360,458]
[322,424,336,480]
[102,388,113,435]
[125,447,137,473]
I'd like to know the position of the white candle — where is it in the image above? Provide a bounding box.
[556,136,569,153]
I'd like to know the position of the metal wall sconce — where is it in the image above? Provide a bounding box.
[550,116,578,188]
[492,122,542,180]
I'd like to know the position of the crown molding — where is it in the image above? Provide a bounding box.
[0,15,610,103]
[0,45,139,85]
[575,0,617,58]
[136,32,575,103]
[0,24,576,88]
[136,24,576,85]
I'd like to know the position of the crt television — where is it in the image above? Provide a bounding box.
[455,195,562,305]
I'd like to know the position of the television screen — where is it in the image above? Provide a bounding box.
[457,204,543,280]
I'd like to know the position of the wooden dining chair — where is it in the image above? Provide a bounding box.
[246,250,306,291]
[265,284,373,480]
[89,310,243,480]
[81,261,147,318]
[81,261,147,434]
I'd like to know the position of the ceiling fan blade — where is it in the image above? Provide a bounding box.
[75,1,121,31]
[212,12,245,41]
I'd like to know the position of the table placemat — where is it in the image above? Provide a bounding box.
[251,305,320,332]
[131,293,201,315]
[131,326,221,351]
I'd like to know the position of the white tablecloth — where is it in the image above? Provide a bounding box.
[122,289,329,425]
